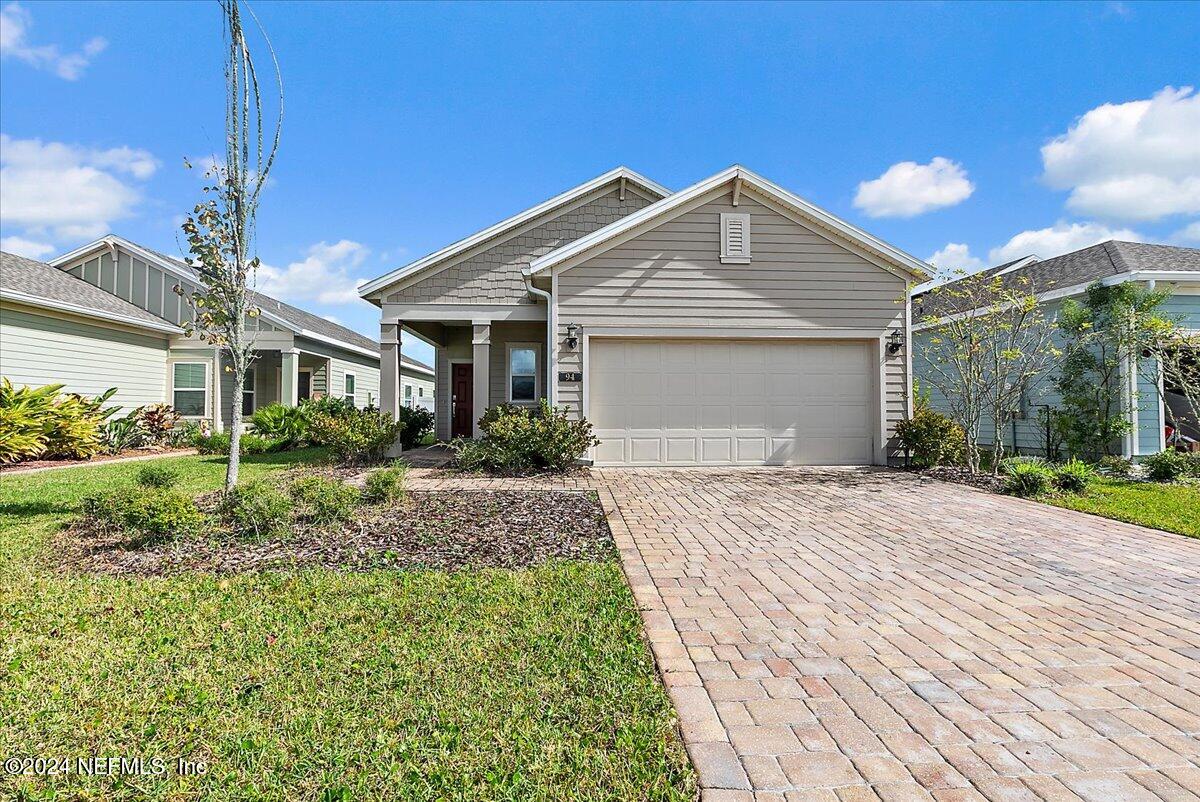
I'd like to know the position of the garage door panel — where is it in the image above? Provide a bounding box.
[590,339,875,466]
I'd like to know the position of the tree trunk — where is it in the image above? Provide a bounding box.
[227,361,242,488]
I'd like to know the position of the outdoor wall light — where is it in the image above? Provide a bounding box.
[565,323,579,350]
[887,329,905,355]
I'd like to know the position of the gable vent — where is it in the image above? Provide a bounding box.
[720,212,751,264]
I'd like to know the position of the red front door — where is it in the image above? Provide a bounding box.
[451,363,474,438]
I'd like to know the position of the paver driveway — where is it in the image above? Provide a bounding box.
[412,466,1200,801]
[601,467,1200,802]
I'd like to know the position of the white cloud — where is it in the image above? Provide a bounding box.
[0,2,107,80]
[256,240,371,305]
[1171,220,1200,245]
[1041,86,1200,221]
[926,242,983,274]
[853,157,974,218]
[0,134,158,243]
[987,221,1141,264]
[0,234,54,258]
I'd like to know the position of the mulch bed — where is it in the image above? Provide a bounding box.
[915,466,1006,493]
[55,490,615,577]
[1,447,194,474]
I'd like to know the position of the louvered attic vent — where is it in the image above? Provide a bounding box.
[720,212,751,264]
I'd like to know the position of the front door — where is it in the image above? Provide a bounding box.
[297,370,312,402]
[451,363,474,438]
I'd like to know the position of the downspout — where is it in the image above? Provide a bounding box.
[524,271,556,406]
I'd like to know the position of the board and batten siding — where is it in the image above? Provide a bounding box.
[293,337,382,408]
[553,191,910,445]
[1,303,170,411]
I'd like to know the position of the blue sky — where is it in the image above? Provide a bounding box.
[2,0,1198,366]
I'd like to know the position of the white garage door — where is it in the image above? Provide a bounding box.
[589,339,875,466]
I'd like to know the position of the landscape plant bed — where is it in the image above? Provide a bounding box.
[56,489,615,576]
[0,446,195,473]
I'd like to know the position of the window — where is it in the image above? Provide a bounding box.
[507,344,539,403]
[404,384,413,407]
[172,362,207,417]
[418,386,424,397]
[344,373,357,406]
[720,212,751,264]
[241,368,257,416]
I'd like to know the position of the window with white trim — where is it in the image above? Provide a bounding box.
[507,344,540,403]
[720,212,751,264]
[241,367,257,416]
[344,373,357,406]
[172,362,208,417]
[404,384,413,407]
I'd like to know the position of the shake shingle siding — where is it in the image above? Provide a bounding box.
[385,189,654,305]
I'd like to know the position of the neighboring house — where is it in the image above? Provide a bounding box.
[911,241,1200,458]
[359,165,928,466]
[1,239,434,428]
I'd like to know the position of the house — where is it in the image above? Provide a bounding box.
[0,238,434,427]
[359,166,928,466]
[911,241,1200,458]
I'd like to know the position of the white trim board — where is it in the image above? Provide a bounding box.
[529,165,930,280]
[357,166,669,298]
[0,291,182,335]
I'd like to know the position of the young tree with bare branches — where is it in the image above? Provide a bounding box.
[179,0,282,489]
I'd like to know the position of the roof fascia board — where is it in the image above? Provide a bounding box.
[292,328,378,361]
[369,181,635,302]
[530,166,930,280]
[0,289,183,334]
[357,167,669,298]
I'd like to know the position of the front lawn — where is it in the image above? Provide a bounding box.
[1046,476,1200,539]
[0,451,693,801]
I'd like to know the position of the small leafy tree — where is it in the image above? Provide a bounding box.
[1150,328,1200,444]
[180,0,282,489]
[916,271,1061,474]
[1054,282,1170,460]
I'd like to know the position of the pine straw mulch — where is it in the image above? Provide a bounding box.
[54,489,615,577]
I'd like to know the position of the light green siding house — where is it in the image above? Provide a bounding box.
[912,241,1200,459]
[1,239,434,429]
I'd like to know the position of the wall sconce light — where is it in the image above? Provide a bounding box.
[887,329,905,355]
[565,323,579,350]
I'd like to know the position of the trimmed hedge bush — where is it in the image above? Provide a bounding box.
[453,400,599,474]
[219,481,293,540]
[290,475,359,526]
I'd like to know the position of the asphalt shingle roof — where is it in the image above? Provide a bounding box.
[1,251,178,329]
[913,240,1200,319]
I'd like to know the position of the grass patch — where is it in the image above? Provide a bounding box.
[0,451,693,800]
[1046,477,1200,538]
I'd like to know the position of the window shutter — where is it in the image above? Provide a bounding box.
[720,213,751,263]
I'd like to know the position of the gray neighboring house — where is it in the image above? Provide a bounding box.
[360,165,928,466]
[1,238,434,428]
[912,241,1200,457]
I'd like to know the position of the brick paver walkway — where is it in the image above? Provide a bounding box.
[410,466,1200,802]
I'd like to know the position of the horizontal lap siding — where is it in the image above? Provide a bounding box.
[1,305,169,412]
[555,193,909,442]
[488,322,547,408]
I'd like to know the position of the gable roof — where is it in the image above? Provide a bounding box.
[356,166,670,299]
[527,165,931,280]
[1,250,182,334]
[50,235,385,361]
[912,240,1200,320]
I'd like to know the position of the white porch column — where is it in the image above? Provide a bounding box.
[380,323,402,421]
[472,323,490,439]
[281,349,300,407]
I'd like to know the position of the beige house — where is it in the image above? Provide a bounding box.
[360,166,928,465]
[1,239,434,428]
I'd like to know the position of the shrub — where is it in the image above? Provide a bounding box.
[362,465,408,504]
[999,457,1054,497]
[195,431,283,456]
[251,403,309,448]
[308,408,405,464]
[1097,455,1133,478]
[137,462,181,489]
[1142,450,1191,483]
[300,395,354,421]
[455,400,599,474]
[220,481,293,540]
[0,380,120,463]
[1052,459,1095,494]
[894,408,966,468]
[290,475,360,526]
[81,486,205,545]
[102,414,147,453]
[395,405,435,450]
[139,404,182,445]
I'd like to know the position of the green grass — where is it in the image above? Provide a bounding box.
[0,451,693,801]
[1047,477,1200,538]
